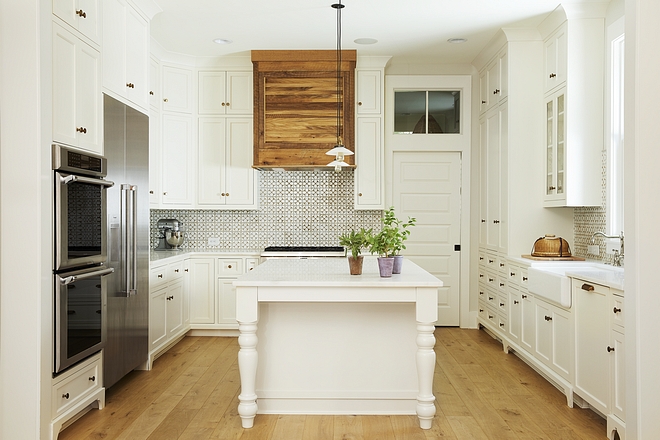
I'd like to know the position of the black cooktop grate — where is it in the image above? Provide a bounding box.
[264,246,344,252]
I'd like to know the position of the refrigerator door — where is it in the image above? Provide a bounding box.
[104,94,150,388]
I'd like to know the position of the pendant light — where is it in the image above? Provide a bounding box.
[326,1,353,172]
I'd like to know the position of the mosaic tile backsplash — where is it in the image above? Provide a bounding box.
[150,170,383,251]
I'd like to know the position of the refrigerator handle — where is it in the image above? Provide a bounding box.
[121,184,138,297]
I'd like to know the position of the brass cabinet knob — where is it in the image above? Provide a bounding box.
[163,192,167,196]
[226,102,230,106]
[149,190,154,194]
[549,186,556,191]
[163,98,169,102]
[76,9,86,18]
[149,91,154,95]
[76,126,87,133]
[549,73,557,78]
[613,307,622,314]
[126,83,135,88]
[358,193,362,197]
[228,265,232,269]
[358,101,363,106]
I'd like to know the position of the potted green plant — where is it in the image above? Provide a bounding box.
[368,207,416,277]
[382,207,416,274]
[338,228,372,275]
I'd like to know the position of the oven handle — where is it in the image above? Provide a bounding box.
[61,174,114,187]
[122,184,138,297]
[59,267,114,285]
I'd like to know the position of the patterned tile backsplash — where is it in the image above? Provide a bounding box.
[150,170,383,251]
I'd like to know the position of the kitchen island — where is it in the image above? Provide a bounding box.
[233,257,442,429]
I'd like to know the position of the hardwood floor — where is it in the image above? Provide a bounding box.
[58,328,607,439]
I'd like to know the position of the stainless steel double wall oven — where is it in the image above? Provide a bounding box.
[53,144,114,374]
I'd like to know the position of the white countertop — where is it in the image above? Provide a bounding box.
[565,266,624,291]
[233,258,443,288]
[150,249,260,263]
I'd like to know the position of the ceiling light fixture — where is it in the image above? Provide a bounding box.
[326,0,353,172]
[447,38,467,44]
[213,38,233,44]
[354,38,378,45]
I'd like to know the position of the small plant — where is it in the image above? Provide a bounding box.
[368,207,416,257]
[339,228,372,259]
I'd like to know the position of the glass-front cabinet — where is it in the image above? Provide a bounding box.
[545,90,566,203]
[394,90,460,134]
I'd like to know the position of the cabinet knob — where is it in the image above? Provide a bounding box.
[163,98,169,102]
[175,269,179,273]
[499,283,505,287]
[479,257,484,261]
[149,190,154,194]
[185,268,189,272]
[481,219,486,223]
[493,220,500,224]
[544,315,552,321]
[157,274,163,278]
[499,263,505,267]
[76,126,87,134]
[493,89,500,95]
[488,296,494,301]
[358,193,363,197]
[488,278,494,282]
[548,186,556,191]
[488,259,494,264]
[488,314,494,319]
[549,73,557,79]
[479,291,484,296]
[358,101,363,106]
[62,393,70,399]
[89,376,96,382]
[149,91,154,95]
[163,192,167,196]
[481,100,486,104]
[613,307,622,314]
[226,102,230,107]
[514,300,519,305]
[522,294,527,299]
[522,277,528,281]
[221,102,226,106]
[607,346,615,352]
[479,309,484,313]
[227,265,232,269]
[126,83,135,88]
[510,272,516,277]
[75,9,86,18]
[499,302,504,307]
[479,274,484,278]
[499,322,505,327]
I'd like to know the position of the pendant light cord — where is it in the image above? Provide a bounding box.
[333,1,344,146]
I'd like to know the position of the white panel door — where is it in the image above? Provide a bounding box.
[392,152,461,326]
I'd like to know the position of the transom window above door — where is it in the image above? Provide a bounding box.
[394,90,461,134]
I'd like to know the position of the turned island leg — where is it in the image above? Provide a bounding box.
[237,321,258,428]
[416,322,437,429]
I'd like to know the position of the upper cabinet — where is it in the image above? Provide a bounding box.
[52,0,100,45]
[539,4,605,207]
[102,0,150,112]
[52,22,101,154]
[162,65,193,114]
[356,70,381,115]
[198,71,253,115]
[479,48,508,115]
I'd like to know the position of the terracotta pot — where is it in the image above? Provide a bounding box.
[347,256,364,275]
[392,255,404,274]
[377,257,394,277]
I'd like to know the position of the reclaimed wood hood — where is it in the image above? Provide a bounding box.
[251,50,356,170]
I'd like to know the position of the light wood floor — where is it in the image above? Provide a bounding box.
[58,328,606,439]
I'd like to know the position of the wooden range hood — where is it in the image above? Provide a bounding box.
[251,50,356,170]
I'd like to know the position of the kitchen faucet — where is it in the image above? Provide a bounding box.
[591,231,624,266]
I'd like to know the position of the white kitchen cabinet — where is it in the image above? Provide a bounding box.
[520,289,535,354]
[479,47,508,114]
[53,0,100,45]
[188,258,216,325]
[574,279,610,414]
[197,117,256,208]
[149,56,160,110]
[148,260,189,367]
[51,351,104,440]
[610,327,625,424]
[543,23,567,95]
[356,70,381,114]
[198,70,253,115]
[162,65,193,113]
[52,22,101,154]
[508,286,521,345]
[161,113,194,206]
[534,297,572,381]
[539,7,604,207]
[354,117,383,209]
[355,65,386,210]
[102,0,149,112]
[148,107,161,206]
[217,279,237,325]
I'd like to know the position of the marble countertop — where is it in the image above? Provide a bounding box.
[234,258,443,288]
[150,248,261,263]
[565,266,624,291]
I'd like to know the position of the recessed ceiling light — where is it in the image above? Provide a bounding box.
[447,38,467,44]
[354,38,378,45]
[213,38,233,44]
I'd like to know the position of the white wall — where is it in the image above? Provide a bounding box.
[624,0,660,437]
[0,0,52,438]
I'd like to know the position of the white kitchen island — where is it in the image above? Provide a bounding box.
[233,257,442,430]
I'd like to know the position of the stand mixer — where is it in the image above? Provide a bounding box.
[156,219,185,250]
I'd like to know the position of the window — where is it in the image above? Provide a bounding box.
[394,90,460,134]
[607,19,624,236]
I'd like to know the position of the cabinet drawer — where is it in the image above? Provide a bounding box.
[478,250,486,268]
[520,268,529,287]
[52,355,102,417]
[508,263,521,285]
[485,308,498,326]
[478,284,487,301]
[611,294,624,329]
[246,258,260,272]
[497,315,507,333]
[496,256,507,274]
[486,290,498,308]
[168,260,185,280]
[485,253,498,270]
[150,265,168,287]
[217,258,243,276]
[498,293,508,316]
[478,303,488,321]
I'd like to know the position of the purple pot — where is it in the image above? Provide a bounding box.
[377,257,394,277]
[392,255,404,274]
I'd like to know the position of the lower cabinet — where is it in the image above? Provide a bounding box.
[534,297,573,381]
[51,352,104,440]
[148,259,189,366]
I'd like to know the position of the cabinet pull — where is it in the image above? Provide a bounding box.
[157,274,163,278]
[479,291,484,296]
[62,393,70,399]
[513,300,519,305]
[488,259,494,264]
[493,89,500,95]
[499,322,505,327]
[163,98,169,102]
[481,100,486,104]
[522,294,527,299]
[488,278,494,282]
[185,268,189,272]
[544,315,552,321]
[358,101,363,106]
[481,219,486,223]
[499,283,505,287]
[522,277,528,281]
[581,283,595,292]
[510,272,516,277]
[549,73,557,78]
[76,126,87,134]
[613,307,622,314]
[75,9,86,18]
[227,265,232,269]
[175,269,179,273]
[149,91,154,95]
[499,302,505,307]
[89,375,96,382]
[493,220,500,224]
[358,193,363,197]
[607,346,615,352]
[499,263,505,267]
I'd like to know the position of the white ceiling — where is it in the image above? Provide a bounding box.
[150,0,570,64]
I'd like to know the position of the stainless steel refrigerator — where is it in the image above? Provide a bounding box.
[103,94,149,388]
